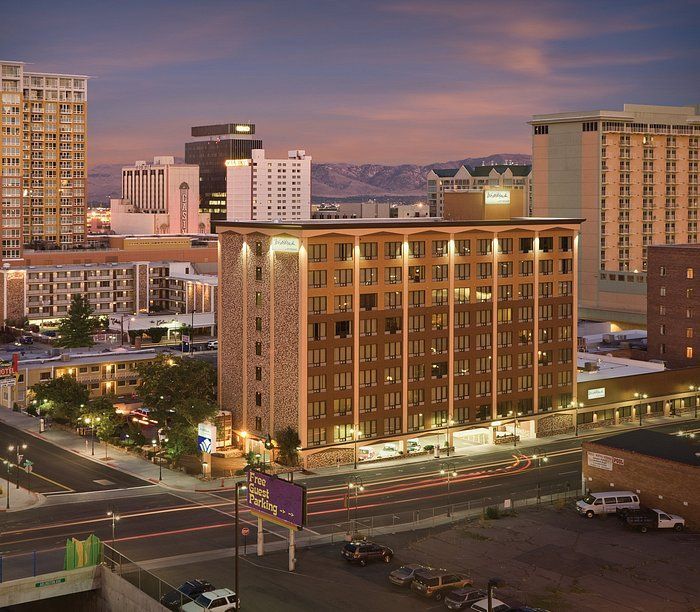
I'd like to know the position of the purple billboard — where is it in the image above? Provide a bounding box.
[247,470,307,530]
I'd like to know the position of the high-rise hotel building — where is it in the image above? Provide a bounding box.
[1,60,88,260]
[531,104,700,324]
[218,216,581,468]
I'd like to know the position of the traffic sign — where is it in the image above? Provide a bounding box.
[241,527,250,536]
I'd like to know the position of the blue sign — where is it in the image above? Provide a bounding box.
[197,422,216,453]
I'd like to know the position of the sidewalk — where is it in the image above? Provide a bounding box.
[0,482,45,513]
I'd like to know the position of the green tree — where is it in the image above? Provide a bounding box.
[31,375,90,424]
[164,421,200,462]
[56,295,98,348]
[275,426,301,466]
[147,327,167,343]
[80,395,121,441]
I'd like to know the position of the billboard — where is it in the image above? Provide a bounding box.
[247,470,307,530]
[197,422,217,453]
[587,387,606,400]
[587,451,613,471]
[484,190,511,205]
[271,236,300,253]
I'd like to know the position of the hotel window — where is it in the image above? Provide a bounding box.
[308,296,327,314]
[431,386,448,404]
[408,339,424,357]
[476,309,492,326]
[385,241,402,259]
[254,241,263,255]
[255,317,262,331]
[409,363,425,382]
[477,239,492,256]
[308,375,326,394]
[333,423,353,442]
[454,359,469,376]
[408,389,425,407]
[519,260,533,276]
[497,330,513,348]
[309,243,326,262]
[409,265,425,282]
[476,333,491,350]
[334,242,353,261]
[433,264,448,281]
[558,348,573,364]
[538,372,553,389]
[334,371,352,391]
[499,261,513,278]
[455,239,471,256]
[360,242,378,260]
[360,268,378,286]
[559,281,573,296]
[498,285,513,301]
[359,369,376,388]
[308,322,326,341]
[359,293,377,311]
[359,395,377,414]
[539,395,553,412]
[409,241,425,258]
[688,268,695,279]
[254,392,262,407]
[409,314,425,332]
[359,343,377,362]
[454,335,470,352]
[476,286,492,302]
[385,316,402,334]
[255,266,263,281]
[455,311,469,328]
[431,337,448,355]
[334,269,353,287]
[497,307,512,324]
[359,420,377,438]
[409,290,425,307]
[384,417,401,434]
[539,282,553,298]
[255,291,263,306]
[660,286,666,297]
[455,263,470,280]
[432,240,448,257]
[432,313,448,330]
[477,262,492,279]
[335,320,352,338]
[334,345,353,365]
[385,267,402,284]
[687,347,694,359]
[534,125,549,135]
[384,366,401,384]
[308,428,326,446]
[432,288,448,305]
[334,295,352,312]
[360,318,377,337]
[308,348,326,367]
[687,328,694,339]
[255,341,262,356]
[475,380,491,397]
[519,237,534,253]
[385,341,401,360]
[308,401,326,420]
[309,270,326,288]
[384,391,402,409]
[407,413,424,432]
[454,287,470,304]
[518,352,533,369]
[558,303,573,318]
[255,367,262,381]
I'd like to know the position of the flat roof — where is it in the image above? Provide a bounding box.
[590,430,700,467]
[577,352,663,382]
[215,217,584,231]
[13,349,158,370]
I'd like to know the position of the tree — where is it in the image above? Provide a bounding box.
[30,375,90,424]
[80,395,121,441]
[136,354,216,425]
[56,295,98,348]
[147,327,167,343]
[275,426,301,466]
[164,421,199,462]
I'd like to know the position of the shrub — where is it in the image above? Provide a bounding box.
[484,506,500,520]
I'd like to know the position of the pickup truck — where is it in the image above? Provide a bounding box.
[622,508,685,533]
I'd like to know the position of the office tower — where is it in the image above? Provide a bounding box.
[110,156,208,235]
[217,216,580,468]
[427,165,532,217]
[226,149,311,221]
[646,244,699,367]
[530,104,700,323]
[1,60,88,260]
[184,123,262,223]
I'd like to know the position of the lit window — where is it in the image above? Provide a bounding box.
[687,347,694,359]
[688,268,695,279]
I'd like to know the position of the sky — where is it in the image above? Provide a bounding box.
[2,0,699,166]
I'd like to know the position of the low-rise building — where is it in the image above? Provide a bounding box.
[582,430,700,528]
[0,349,159,410]
[313,201,429,219]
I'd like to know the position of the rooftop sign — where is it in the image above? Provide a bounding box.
[247,470,307,530]
[271,236,300,253]
[484,190,511,205]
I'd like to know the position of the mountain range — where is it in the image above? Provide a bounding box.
[88,153,531,203]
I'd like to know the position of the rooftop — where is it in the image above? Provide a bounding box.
[590,430,700,467]
[577,352,664,382]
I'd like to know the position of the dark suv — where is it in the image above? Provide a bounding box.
[410,569,472,601]
[160,579,215,610]
[341,540,393,566]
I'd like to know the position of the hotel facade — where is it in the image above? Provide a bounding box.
[1,60,88,260]
[531,104,700,323]
[218,218,581,468]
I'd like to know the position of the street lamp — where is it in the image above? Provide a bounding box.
[348,427,362,469]
[84,416,100,456]
[569,401,583,437]
[107,508,120,549]
[3,459,10,509]
[8,442,27,489]
[234,481,247,608]
[446,418,455,456]
[347,475,365,534]
[532,449,549,501]
[439,461,458,517]
[634,392,648,427]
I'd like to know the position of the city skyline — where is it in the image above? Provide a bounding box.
[2,0,699,166]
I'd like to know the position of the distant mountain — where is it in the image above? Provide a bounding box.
[88,153,531,204]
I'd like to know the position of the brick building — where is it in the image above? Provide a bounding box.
[217,216,582,468]
[647,244,700,367]
[582,430,700,528]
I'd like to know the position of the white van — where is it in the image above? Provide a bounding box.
[576,491,640,518]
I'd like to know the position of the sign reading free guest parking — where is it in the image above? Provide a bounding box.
[247,470,307,530]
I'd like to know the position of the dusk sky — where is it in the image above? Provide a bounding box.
[2,0,699,166]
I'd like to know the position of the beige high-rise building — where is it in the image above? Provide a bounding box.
[531,104,700,324]
[1,60,88,261]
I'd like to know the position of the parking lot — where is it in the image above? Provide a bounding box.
[152,504,700,611]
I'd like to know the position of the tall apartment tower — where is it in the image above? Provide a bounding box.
[226,149,311,221]
[530,104,700,324]
[217,216,581,469]
[184,123,262,224]
[1,61,88,260]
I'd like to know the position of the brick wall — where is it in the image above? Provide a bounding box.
[582,440,700,528]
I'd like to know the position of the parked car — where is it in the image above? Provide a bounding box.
[623,508,685,532]
[576,491,640,518]
[444,588,488,610]
[206,340,219,350]
[389,563,432,587]
[410,569,472,601]
[42,330,57,338]
[161,579,214,610]
[470,597,511,612]
[180,588,238,611]
[341,540,393,566]
[18,335,33,345]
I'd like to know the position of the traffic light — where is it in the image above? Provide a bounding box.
[264,434,273,450]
